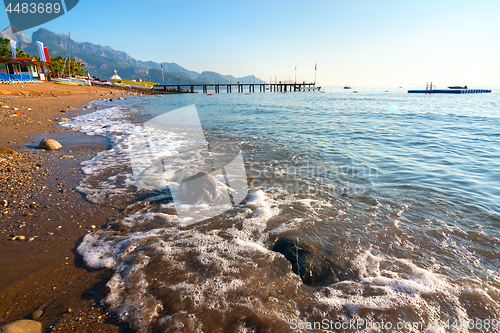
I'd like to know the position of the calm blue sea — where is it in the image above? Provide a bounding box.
[63,87,500,332]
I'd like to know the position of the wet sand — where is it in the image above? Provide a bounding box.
[0,83,134,332]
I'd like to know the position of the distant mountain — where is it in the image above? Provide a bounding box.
[0,26,30,44]
[197,71,265,84]
[142,61,200,80]
[1,25,262,84]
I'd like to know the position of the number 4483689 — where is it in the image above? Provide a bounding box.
[5,2,61,14]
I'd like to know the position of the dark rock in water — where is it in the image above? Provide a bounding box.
[272,237,350,285]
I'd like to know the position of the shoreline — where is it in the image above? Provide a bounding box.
[0,83,135,332]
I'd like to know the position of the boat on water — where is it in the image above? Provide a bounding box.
[344,86,351,89]
[108,70,158,90]
[448,86,467,89]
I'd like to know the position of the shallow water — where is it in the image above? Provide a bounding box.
[63,88,499,332]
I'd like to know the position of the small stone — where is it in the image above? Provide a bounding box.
[38,138,62,150]
[11,107,19,111]
[95,107,100,109]
[2,200,7,207]
[17,235,25,241]
[67,308,72,313]
[59,110,66,113]
[27,108,32,111]
[31,309,43,320]
[90,225,96,229]
[9,236,17,241]
[0,319,42,333]
[58,118,71,122]
[1,105,9,109]
[60,155,74,159]
[28,237,35,242]
[14,111,22,116]
[0,148,18,155]
[86,105,91,108]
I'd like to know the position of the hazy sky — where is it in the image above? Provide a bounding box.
[2,0,499,87]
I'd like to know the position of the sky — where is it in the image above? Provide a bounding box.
[1,0,499,87]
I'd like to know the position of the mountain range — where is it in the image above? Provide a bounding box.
[1,26,265,84]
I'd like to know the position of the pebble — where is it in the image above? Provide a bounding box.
[60,155,74,159]
[31,309,43,320]
[14,111,22,115]
[38,138,62,150]
[28,237,35,242]
[27,108,31,111]
[0,148,18,155]
[58,118,71,122]
[1,105,9,109]
[0,319,42,333]
[17,235,25,241]
[11,107,19,111]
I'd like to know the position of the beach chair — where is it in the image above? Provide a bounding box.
[10,74,26,83]
[21,74,35,83]
[0,73,14,83]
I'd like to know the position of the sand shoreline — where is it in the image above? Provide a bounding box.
[0,83,136,332]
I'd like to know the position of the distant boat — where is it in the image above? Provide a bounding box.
[448,86,467,89]
[344,86,351,89]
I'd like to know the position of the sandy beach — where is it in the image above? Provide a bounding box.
[0,83,133,332]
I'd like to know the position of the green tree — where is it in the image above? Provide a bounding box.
[0,37,32,58]
[0,37,11,57]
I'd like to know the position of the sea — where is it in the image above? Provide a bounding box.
[61,87,500,332]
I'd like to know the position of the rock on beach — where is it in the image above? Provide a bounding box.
[0,148,18,155]
[0,319,42,333]
[38,138,62,150]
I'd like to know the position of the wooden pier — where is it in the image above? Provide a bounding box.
[152,82,319,94]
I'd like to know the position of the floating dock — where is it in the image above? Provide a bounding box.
[408,89,491,94]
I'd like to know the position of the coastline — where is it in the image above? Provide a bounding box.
[0,83,134,332]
